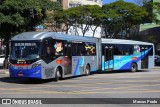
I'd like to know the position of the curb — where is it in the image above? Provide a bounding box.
[153,67,160,69]
[0,69,9,74]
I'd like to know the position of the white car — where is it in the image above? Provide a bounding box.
[0,54,5,67]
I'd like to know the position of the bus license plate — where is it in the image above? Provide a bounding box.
[18,74,23,77]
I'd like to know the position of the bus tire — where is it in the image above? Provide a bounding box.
[131,63,137,72]
[55,68,61,82]
[85,65,90,76]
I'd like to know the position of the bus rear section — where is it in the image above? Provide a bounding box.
[101,39,154,72]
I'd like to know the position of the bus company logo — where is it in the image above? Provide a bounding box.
[2,99,11,104]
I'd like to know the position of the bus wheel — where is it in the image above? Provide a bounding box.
[85,65,90,76]
[55,68,61,82]
[131,63,137,72]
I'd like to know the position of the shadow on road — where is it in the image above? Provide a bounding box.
[91,70,149,74]
[0,77,54,84]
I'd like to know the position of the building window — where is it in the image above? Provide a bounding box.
[69,2,81,8]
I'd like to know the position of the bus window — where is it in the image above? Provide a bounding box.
[10,42,40,60]
[64,41,71,56]
[72,42,85,56]
[133,45,141,55]
[148,45,153,55]
[43,38,64,63]
[71,42,96,56]
[54,41,64,56]
[114,44,133,55]
[140,45,149,54]
[123,45,133,55]
[114,44,123,55]
[84,43,96,55]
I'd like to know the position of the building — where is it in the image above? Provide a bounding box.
[58,0,102,9]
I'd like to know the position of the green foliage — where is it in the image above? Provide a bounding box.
[44,1,63,32]
[0,0,57,40]
[153,2,160,24]
[142,1,155,23]
[0,0,61,59]
[102,1,148,38]
[51,1,150,38]
[63,5,106,36]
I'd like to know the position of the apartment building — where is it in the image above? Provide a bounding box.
[57,0,102,9]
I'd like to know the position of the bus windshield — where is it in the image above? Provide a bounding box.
[10,41,41,60]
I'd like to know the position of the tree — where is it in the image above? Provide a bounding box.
[44,1,63,32]
[135,0,160,23]
[135,0,152,6]
[63,5,105,37]
[0,0,56,39]
[0,0,56,68]
[102,1,148,39]
[153,2,160,24]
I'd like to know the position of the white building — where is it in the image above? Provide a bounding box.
[56,0,102,9]
[68,0,102,8]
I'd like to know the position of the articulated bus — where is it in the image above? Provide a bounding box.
[9,32,154,80]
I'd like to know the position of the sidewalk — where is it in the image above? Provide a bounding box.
[0,69,9,74]
[153,66,160,69]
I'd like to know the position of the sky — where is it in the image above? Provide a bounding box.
[103,0,137,4]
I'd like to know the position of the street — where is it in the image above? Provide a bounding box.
[0,68,160,106]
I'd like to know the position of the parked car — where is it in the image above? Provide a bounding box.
[0,54,5,68]
[155,55,160,66]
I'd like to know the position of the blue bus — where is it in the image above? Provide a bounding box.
[101,39,154,72]
[9,32,154,81]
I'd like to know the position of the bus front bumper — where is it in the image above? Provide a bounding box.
[9,66,42,79]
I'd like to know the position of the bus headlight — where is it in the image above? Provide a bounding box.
[32,62,41,68]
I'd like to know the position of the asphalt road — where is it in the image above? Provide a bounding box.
[0,68,160,107]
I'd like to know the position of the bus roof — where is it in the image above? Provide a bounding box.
[11,32,153,45]
[102,38,153,45]
[11,32,98,43]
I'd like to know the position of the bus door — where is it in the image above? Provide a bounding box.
[63,42,72,75]
[141,45,148,69]
[104,45,114,70]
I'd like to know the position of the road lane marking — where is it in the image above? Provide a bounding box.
[64,84,160,93]
[0,83,160,95]
[0,79,159,92]
[1,89,160,95]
